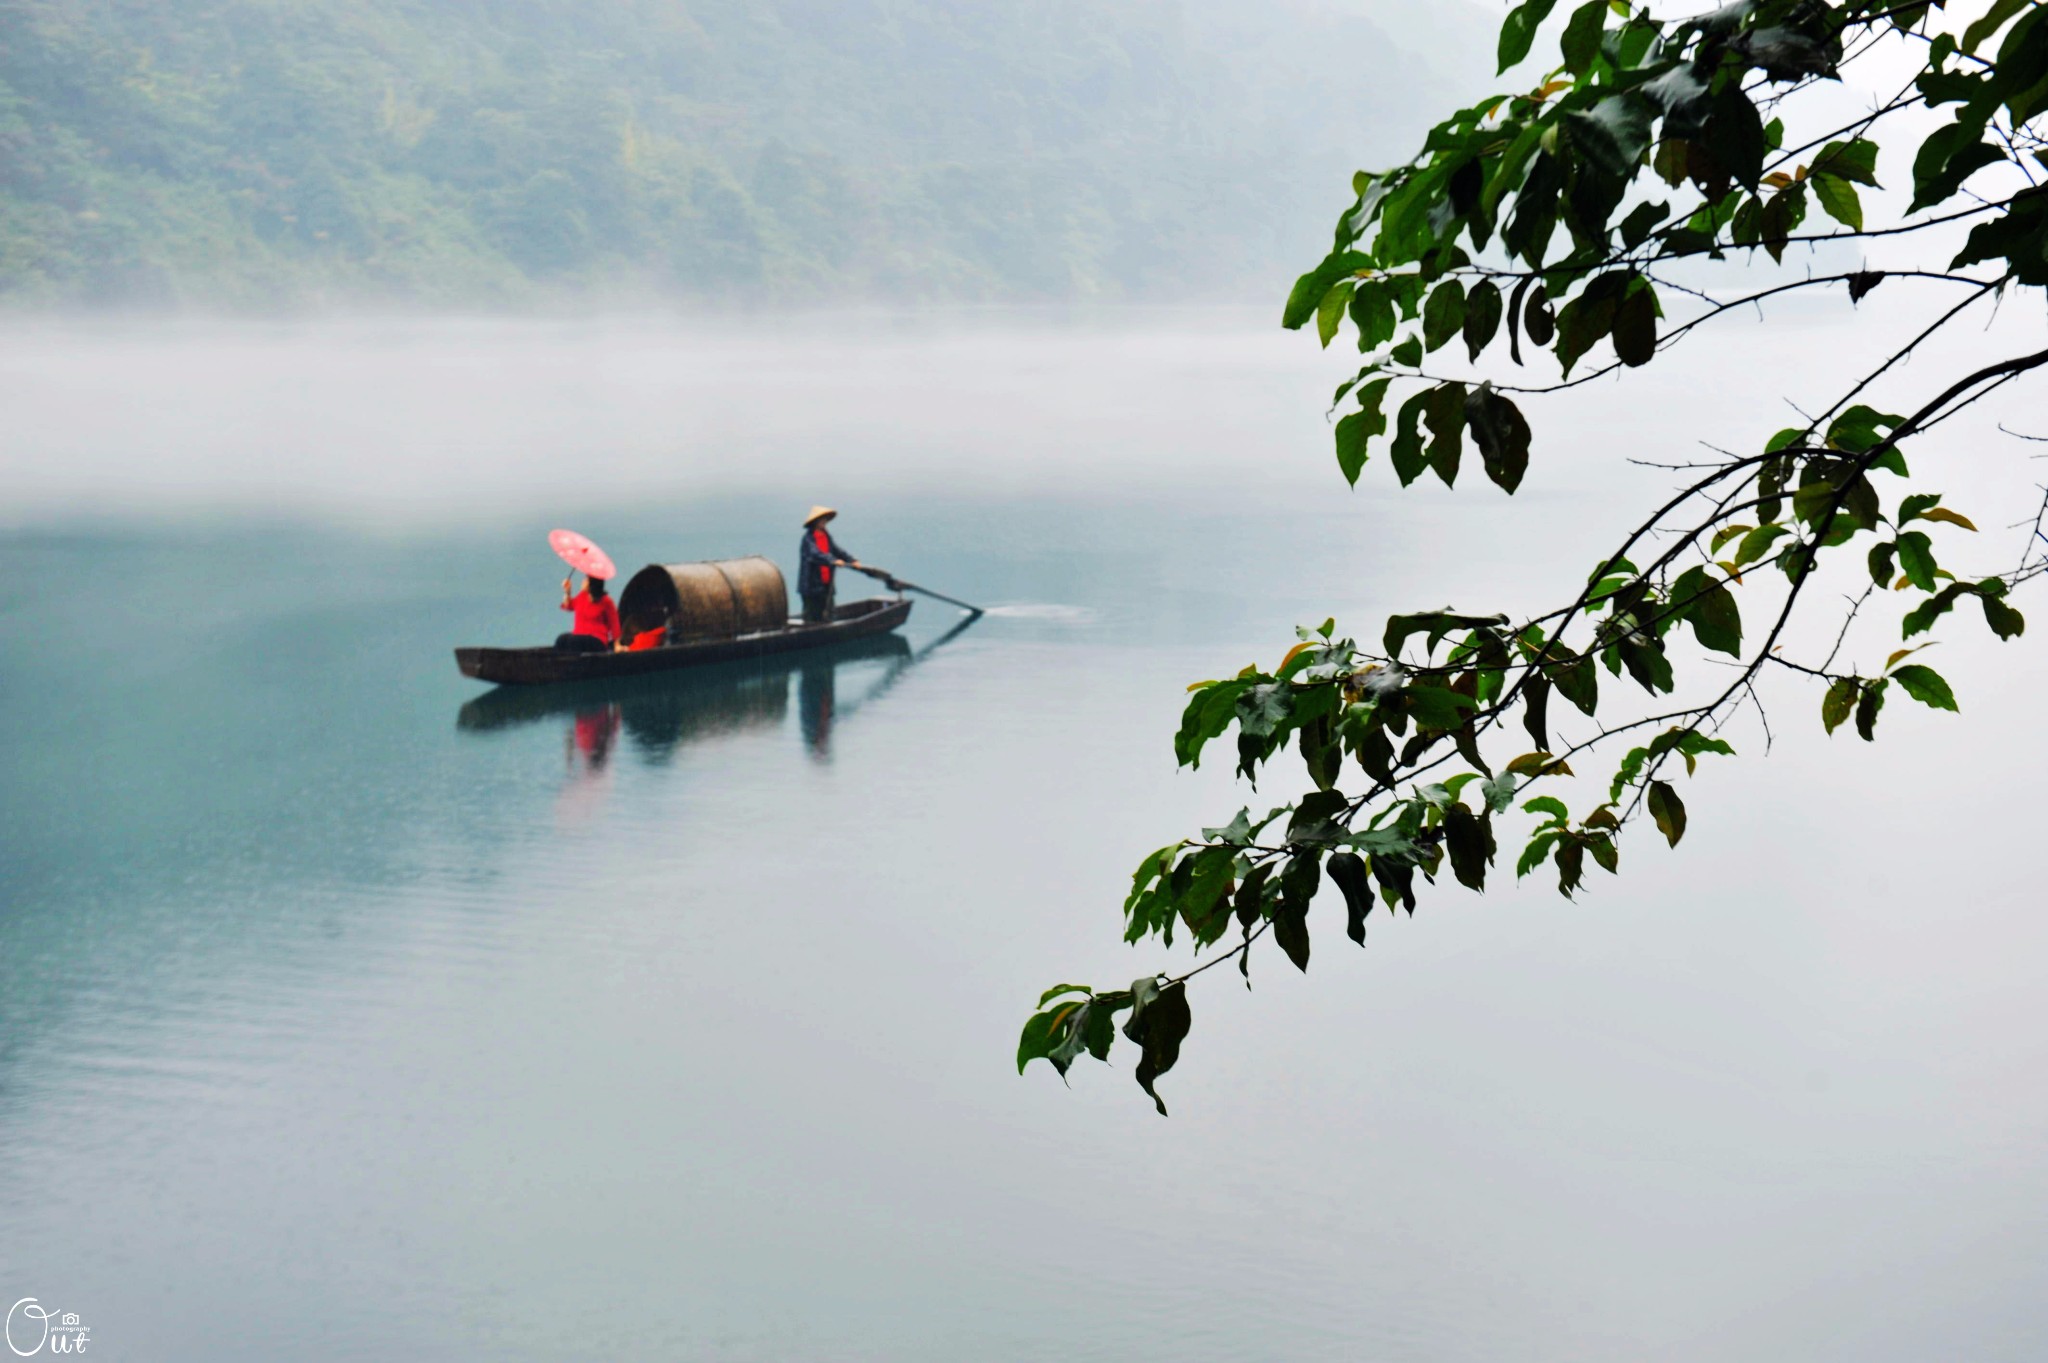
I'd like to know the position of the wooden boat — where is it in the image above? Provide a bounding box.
[456,596,913,686]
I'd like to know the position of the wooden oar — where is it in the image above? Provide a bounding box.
[846,564,984,616]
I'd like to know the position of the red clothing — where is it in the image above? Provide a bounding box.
[561,589,620,644]
[811,527,834,586]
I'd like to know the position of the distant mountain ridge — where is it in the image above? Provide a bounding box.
[0,0,1489,307]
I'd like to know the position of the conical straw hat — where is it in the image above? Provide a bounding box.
[804,505,837,526]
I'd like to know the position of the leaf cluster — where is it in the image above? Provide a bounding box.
[1030,0,2047,1113]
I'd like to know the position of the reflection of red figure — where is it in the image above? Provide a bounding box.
[567,704,622,772]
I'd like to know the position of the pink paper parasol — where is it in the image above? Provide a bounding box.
[548,529,617,581]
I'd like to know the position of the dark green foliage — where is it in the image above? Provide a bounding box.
[1464,280,1504,361]
[1466,384,1533,493]
[1890,664,1957,711]
[1031,0,2047,1113]
[1126,981,1192,1116]
[1325,852,1374,944]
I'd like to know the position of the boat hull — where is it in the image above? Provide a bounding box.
[455,597,913,686]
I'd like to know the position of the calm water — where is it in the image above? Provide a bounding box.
[3,314,2047,1361]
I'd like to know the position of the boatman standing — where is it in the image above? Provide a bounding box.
[798,506,860,624]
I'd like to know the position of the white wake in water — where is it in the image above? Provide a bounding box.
[979,603,1098,623]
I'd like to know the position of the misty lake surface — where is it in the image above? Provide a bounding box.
[3,313,2046,1361]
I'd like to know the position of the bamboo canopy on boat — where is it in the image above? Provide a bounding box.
[618,556,788,641]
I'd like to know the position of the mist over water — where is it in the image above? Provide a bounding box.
[3,306,2047,1361]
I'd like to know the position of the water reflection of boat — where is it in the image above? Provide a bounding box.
[457,632,915,763]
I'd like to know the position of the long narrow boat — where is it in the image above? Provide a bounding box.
[456,596,913,686]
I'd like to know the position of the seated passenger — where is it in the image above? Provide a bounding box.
[556,573,620,653]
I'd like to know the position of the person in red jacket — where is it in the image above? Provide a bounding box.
[556,573,620,653]
[798,505,862,624]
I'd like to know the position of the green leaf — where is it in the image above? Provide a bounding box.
[1283,252,1373,330]
[1326,851,1373,945]
[1554,838,1585,898]
[1082,1002,1119,1062]
[1383,611,1508,658]
[1349,282,1398,350]
[1522,673,1552,750]
[1523,284,1554,346]
[1689,582,1743,656]
[1017,1008,1060,1074]
[1585,832,1619,875]
[1810,172,1863,231]
[1821,677,1858,735]
[1810,138,1881,187]
[1611,282,1658,367]
[1288,788,1350,845]
[1423,280,1467,353]
[1619,200,1671,249]
[1423,381,1467,488]
[1464,280,1503,362]
[1317,280,1356,348]
[1236,682,1294,738]
[1902,581,1970,638]
[1553,271,1628,377]
[1895,530,1937,592]
[1910,121,2005,213]
[1566,92,1654,182]
[1404,684,1480,730]
[1559,0,1607,76]
[1173,844,1238,945]
[1710,524,1751,554]
[1617,635,1673,694]
[1497,0,1561,72]
[1982,593,2026,640]
[1522,795,1570,825]
[1390,390,1429,487]
[1733,523,1792,568]
[1038,983,1092,1008]
[1826,401,1900,454]
[1759,183,1807,262]
[1335,378,1392,487]
[1236,861,1277,931]
[1124,843,1181,915]
[1176,680,1252,768]
[1516,830,1560,879]
[1963,0,2031,53]
[1125,981,1192,1116]
[1370,849,1417,913]
[1646,780,1686,848]
[1203,804,1256,844]
[1465,382,1532,494]
[1442,804,1494,891]
[1273,852,1320,972]
[1897,492,1942,524]
[1544,649,1599,717]
[1703,79,1768,191]
[1889,664,1958,712]
[1044,1002,1094,1073]
[1855,678,1887,742]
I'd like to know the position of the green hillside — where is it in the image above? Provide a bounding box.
[0,0,1484,307]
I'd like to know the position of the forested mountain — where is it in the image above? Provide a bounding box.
[0,0,1486,307]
